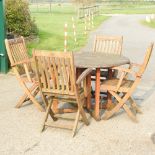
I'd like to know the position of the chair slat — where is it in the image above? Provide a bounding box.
[43,57,51,89]
[93,35,123,55]
[52,57,60,91]
[47,58,56,90]
[61,58,69,93]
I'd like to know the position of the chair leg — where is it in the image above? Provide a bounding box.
[41,101,52,132]
[129,97,142,114]
[52,99,58,113]
[72,110,80,137]
[15,71,44,111]
[15,93,28,108]
[123,104,138,122]
[75,89,89,126]
[28,92,44,112]
[48,98,58,121]
[102,101,123,120]
[32,87,40,98]
[79,109,89,125]
[22,84,44,112]
[15,83,37,108]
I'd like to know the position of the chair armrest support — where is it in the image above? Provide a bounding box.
[130,63,141,67]
[116,72,126,91]
[76,68,93,85]
[112,66,141,78]
[11,58,34,67]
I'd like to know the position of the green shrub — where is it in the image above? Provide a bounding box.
[5,0,38,37]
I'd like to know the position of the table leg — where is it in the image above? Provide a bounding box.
[52,99,59,113]
[94,68,101,121]
[86,73,91,110]
[106,69,115,110]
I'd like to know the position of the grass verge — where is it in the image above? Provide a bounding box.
[28,5,109,53]
[141,20,155,29]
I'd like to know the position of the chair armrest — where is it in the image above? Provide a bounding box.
[112,65,142,91]
[112,66,141,78]
[11,58,34,67]
[130,63,141,67]
[76,68,93,85]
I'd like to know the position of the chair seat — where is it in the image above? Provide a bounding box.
[43,87,85,103]
[21,72,37,83]
[100,78,134,92]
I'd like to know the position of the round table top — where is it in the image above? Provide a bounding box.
[74,52,130,68]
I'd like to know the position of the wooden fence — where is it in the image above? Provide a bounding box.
[101,0,155,7]
[77,5,100,19]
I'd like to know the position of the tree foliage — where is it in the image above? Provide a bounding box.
[5,0,38,37]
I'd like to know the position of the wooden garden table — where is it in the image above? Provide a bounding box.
[74,52,130,120]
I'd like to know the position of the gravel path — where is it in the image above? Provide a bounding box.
[0,15,155,155]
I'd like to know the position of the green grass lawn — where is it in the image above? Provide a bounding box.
[101,8,155,14]
[101,4,155,14]
[141,20,155,29]
[28,5,109,53]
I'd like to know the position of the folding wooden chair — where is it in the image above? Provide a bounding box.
[91,35,123,100]
[92,35,123,80]
[5,37,44,112]
[33,50,92,137]
[100,43,154,122]
[93,35,123,54]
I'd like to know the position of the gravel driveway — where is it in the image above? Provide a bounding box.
[0,15,155,155]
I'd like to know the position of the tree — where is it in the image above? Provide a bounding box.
[5,0,38,37]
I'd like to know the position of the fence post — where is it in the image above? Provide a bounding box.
[91,12,94,28]
[72,17,77,44]
[88,10,91,30]
[64,23,68,52]
[84,14,87,34]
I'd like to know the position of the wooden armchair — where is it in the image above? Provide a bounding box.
[91,35,123,99]
[93,35,123,54]
[100,43,154,122]
[92,35,123,81]
[5,37,44,111]
[33,50,92,137]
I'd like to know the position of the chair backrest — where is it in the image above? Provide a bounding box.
[93,35,123,55]
[33,50,76,96]
[5,37,33,77]
[5,37,29,65]
[138,43,154,76]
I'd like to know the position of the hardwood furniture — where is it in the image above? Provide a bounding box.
[100,43,154,122]
[93,35,123,54]
[5,37,44,111]
[91,35,123,81]
[74,52,130,120]
[33,50,92,137]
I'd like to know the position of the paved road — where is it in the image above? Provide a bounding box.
[83,14,155,88]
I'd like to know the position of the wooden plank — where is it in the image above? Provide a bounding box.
[74,52,129,68]
[45,122,73,130]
